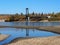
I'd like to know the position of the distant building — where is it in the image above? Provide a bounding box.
[26,8,30,21]
[0,19,5,22]
[47,16,51,18]
[0,15,10,22]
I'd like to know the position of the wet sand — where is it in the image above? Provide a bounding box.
[0,26,60,45]
[7,36,60,45]
[0,34,9,41]
[0,26,60,34]
[38,26,60,34]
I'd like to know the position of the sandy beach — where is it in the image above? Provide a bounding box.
[6,36,60,45]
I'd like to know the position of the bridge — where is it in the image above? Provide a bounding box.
[0,26,60,34]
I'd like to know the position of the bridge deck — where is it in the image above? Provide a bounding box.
[0,26,60,34]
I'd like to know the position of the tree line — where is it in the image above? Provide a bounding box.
[8,12,60,22]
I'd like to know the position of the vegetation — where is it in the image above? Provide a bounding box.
[0,12,60,22]
[9,15,14,22]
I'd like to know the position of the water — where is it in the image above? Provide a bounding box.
[0,22,60,26]
[0,28,59,45]
[0,22,60,45]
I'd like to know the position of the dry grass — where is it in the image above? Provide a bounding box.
[7,36,60,45]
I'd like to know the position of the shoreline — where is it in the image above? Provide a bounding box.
[1,20,60,22]
[0,34,9,41]
[7,35,60,45]
[0,26,60,34]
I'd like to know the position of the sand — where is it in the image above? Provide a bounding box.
[0,26,60,34]
[6,36,60,45]
[0,26,60,45]
[0,34,9,41]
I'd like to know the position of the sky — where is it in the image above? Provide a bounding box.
[0,0,60,14]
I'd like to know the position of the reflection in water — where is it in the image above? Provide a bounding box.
[0,22,60,26]
[0,28,59,45]
[0,22,60,44]
[26,20,29,36]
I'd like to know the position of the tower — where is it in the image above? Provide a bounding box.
[26,8,29,15]
[26,8,29,21]
[26,8,29,36]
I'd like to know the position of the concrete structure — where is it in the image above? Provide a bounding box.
[0,15,10,22]
[26,8,30,21]
[47,16,51,18]
[0,19,5,22]
[26,8,30,36]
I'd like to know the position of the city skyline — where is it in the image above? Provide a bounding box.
[0,0,60,14]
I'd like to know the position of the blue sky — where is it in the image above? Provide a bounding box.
[0,0,60,14]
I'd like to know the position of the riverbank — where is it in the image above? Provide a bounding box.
[0,34,9,41]
[0,26,60,34]
[6,36,60,45]
[14,20,60,22]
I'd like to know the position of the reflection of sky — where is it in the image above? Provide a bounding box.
[0,28,59,37]
[0,28,26,37]
[0,22,60,45]
[0,28,59,45]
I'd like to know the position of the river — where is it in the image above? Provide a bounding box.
[0,22,60,45]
